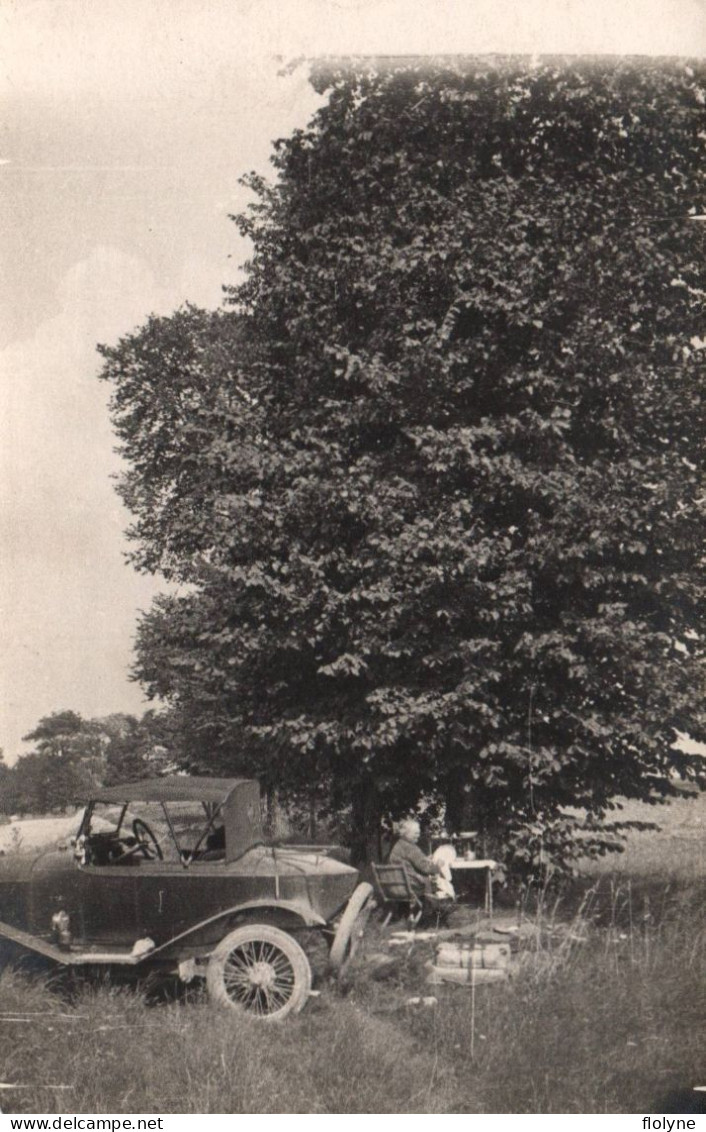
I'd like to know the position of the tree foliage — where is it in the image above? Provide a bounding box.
[1,710,179,815]
[98,58,706,868]
[101,709,180,784]
[3,711,106,814]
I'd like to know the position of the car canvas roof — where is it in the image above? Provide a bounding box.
[91,776,255,805]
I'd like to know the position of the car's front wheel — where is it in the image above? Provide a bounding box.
[206,925,312,1020]
[328,882,375,973]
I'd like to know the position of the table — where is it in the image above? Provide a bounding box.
[449,858,497,916]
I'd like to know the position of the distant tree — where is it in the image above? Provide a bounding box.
[14,711,106,813]
[101,709,181,784]
[0,751,12,816]
[1,709,183,814]
[6,752,60,816]
[99,58,706,869]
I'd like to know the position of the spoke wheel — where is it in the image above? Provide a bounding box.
[207,925,311,1020]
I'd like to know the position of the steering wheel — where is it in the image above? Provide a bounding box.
[131,817,163,860]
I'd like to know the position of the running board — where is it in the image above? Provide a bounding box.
[0,919,142,966]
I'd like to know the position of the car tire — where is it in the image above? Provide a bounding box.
[206,924,312,1020]
[328,882,375,974]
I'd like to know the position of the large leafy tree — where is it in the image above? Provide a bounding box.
[99,58,706,868]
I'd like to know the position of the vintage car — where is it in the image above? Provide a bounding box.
[0,777,373,1019]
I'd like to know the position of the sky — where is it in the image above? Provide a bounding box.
[1,0,704,764]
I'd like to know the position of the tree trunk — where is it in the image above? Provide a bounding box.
[264,784,276,839]
[445,768,471,834]
[308,793,317,841]
[350,776,381,865]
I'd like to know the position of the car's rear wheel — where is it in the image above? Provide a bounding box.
[206,924,311,1020]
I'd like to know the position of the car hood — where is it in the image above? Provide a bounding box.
[0,848,53,883]
[0,845,357,880]
[0,846,82,908]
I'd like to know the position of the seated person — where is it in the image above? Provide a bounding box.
[389,818,444,897]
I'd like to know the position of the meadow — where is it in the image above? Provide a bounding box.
[1,793,703,1114]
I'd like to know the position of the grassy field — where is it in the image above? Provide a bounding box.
[1,794,704,1114]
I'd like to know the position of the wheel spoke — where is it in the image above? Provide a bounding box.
[237,982,259,1006]
[261,985,278,1011]
[223,966,252,987]
[266,985,289,1009]
[260,943,277,964]
[223,969,253,991]
[243,941,257,965]
[226,950,253,972]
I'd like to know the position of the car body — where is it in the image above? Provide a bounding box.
[0,776,373,1019]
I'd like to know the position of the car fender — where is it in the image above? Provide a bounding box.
[150,897,327,958]
[0,895,325,968]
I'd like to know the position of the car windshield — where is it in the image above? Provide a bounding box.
[85,800,221,862]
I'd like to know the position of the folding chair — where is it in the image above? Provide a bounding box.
[371,861,424,927]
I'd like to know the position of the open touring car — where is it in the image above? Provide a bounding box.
[0,777,373,1019]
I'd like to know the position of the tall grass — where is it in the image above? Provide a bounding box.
[402,875,705,1112]
[1,794,704,1114]
[0,970,461,1114]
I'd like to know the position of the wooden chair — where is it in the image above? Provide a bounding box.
[371,861,424,927]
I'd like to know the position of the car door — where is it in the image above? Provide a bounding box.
[131,800,240,944]
[134,860,239,944]
[72,861,141,947]
[21,850,139,948]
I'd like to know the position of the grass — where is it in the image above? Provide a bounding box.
[0,972,461,1114]
[582,793,705,880]
[403,890,705,1113]
[1,793,704,1114]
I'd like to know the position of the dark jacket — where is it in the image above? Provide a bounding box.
[389,836,439,891]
